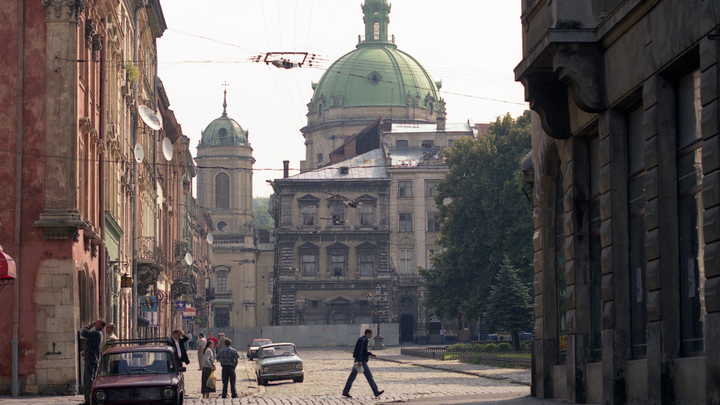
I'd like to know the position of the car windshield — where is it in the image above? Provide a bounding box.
[260,344,295,359]
[251,339,272,347]
[98,351,175,376]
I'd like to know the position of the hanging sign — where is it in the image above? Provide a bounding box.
[175,300,186,312]
[144,311,159,327]
[140,296,158,312]
[182,307,196,320]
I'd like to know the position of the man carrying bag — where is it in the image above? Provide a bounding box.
[342,329,384,398]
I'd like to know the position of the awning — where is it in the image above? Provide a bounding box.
[0,252,17,279]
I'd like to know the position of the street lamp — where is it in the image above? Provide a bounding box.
[367,285,388,350]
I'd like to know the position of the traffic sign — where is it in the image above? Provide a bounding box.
[175,300,186,312]
[182,306,196,320]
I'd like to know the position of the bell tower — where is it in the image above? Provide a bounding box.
[361,0,391,44]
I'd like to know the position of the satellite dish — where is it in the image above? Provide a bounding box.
[133,143,144,163]
[206,233,214,245]
[156,185,164,205]
[138,105,162,130]
[162,138,173,161]
[184,252,193,266]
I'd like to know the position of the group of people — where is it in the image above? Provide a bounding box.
[194,331,240,399]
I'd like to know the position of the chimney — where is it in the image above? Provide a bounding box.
[283,160,289,178]
[436,114,446,131]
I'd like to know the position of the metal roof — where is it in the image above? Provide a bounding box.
[288,148,387,180]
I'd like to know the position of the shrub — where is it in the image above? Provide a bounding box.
[520,342,530,350]
[484,343,500,352]
[498,342,512,352]
[447,343,474,353]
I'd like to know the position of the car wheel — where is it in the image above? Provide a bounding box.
[261,378,269,386]
[293,376,304,383]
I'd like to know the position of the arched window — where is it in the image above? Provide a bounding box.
[373,22,380,40]
[215,172,230,208]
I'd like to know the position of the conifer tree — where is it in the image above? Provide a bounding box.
[483,257,533,350]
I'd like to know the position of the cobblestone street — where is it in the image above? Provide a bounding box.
[0,346,576,405]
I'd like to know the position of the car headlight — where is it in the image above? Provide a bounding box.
[263,367,269,372]
[295,363,302,370]
[162,386,175,399]
[94,389,107,402]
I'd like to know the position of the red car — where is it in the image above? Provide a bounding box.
[91,344,186,405]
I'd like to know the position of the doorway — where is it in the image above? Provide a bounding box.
[400,314,414,342]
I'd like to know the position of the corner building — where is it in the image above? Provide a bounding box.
[516,0,720,403]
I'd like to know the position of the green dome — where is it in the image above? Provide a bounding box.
[309,0,441,112]
[199,90,248,147]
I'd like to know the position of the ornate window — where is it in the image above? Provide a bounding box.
[328,243,349,277]
[359,206,374,227]
[330,204,345,226]
[398,181,412,197]
[215,308,230,328]
[399,213,413,232]
[215,172,230,208]
[627,105,647,358]
[427,212,440,232]
[426,180,438,197]
[218,128,227,139]
[299,243,319,277]
[301,206,316,226]
[373,21,380,40]
[216,271,228,293]
[357,243,377,277]
[399,249,413,274]
[677,69,704,356]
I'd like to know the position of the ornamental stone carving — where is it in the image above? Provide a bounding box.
[42,0,85,22]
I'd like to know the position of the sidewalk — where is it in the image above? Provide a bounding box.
[374,346,531,386]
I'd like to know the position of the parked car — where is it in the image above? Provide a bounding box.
[254,343,304,386]
[487,334,498,341]
[91,342,186,405]
[518,331,533,341]
[247,338,273,359]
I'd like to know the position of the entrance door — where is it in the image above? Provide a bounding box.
[400,314,414,342]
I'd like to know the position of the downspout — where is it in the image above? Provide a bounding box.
[131,2,144,338]
[12,0,24,396]
[99,33,107,321]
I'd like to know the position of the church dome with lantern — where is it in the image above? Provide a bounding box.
[199,90,248,147]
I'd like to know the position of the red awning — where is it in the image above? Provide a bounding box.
[0,252,17,279]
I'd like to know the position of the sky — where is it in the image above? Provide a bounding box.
[156,0,528,198]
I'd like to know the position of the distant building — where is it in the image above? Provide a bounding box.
[516,1,719,403]
[195,91,273,328]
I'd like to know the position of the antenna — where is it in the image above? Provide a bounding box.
[138,105,163,130]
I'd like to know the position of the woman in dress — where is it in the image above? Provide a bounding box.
[200,340,216,399]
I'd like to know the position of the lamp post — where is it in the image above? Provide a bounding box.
[367,285,388,350]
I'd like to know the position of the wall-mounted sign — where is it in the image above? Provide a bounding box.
[144,311,159,327]
[175,300,186,312]
[140,296,158,312]
[182,306,196,320]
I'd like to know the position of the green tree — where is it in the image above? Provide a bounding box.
[253,197,274,230]
[483,257,533,351]
[419,111,532,320]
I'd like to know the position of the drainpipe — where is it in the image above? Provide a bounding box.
[131,1,145,338]
[99,33,107,321]
[12,0,24,396]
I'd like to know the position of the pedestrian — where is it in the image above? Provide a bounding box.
[197,333,207,370]
[101,323,118,353]
[218,333,227,353]
[79,318,106,405]
[218,338,240,398]
[440,326,446,345]
[201,340,216,399]
[167,329,190,368]
[342,329,384,399]
[208,332,219,354]
[186,331,194,350]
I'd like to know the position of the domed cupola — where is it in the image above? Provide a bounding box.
[199,90,248,147]
[307,0,442,115]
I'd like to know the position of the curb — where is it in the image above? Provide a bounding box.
[375,356,531,387]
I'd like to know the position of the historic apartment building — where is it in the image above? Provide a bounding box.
[0,0,207,396]
[195,92,274,329]
[516,0,719,403]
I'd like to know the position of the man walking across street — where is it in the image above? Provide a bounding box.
[218,338,240,398]
[217,333,227,352]
[79,319,106,405]
[342,329,384,399]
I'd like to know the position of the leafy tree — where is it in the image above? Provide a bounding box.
[483,258,533,350]
[253,197,274,230]
[419,111,532,321]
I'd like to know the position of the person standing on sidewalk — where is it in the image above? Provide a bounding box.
[197,333,207,370]
[79,319,106,405]
[167,329,190,368]
[201,340,216,399]
[342,329,384,399]
[217,333,227,353]
[440,326,446,345]
[218,338,240,398]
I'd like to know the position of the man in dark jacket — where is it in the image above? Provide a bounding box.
[80,319,106,405]
[167,329,190,367]
[342,329,384,398]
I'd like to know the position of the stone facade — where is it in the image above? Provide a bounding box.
[516,0,720,403]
